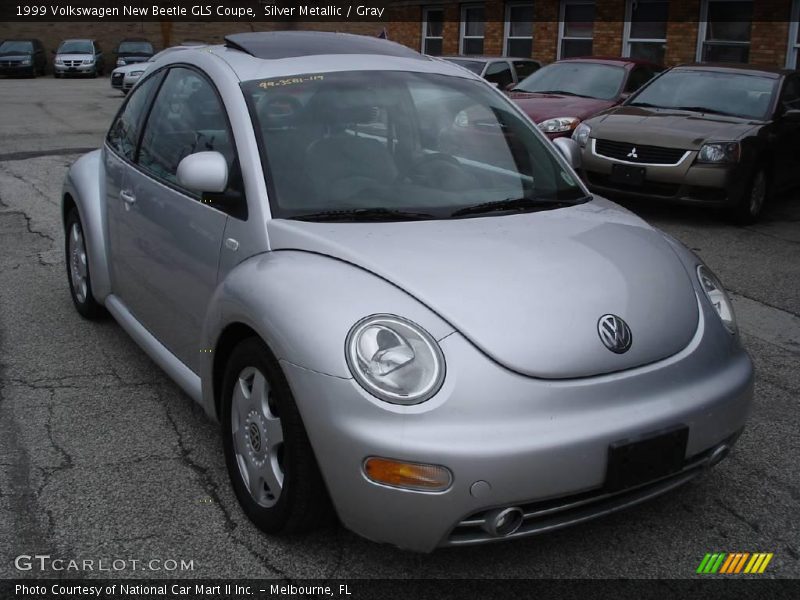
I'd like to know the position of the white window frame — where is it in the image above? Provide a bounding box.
[622,0,668,58]
[558,0,595,60]
[696,0,753,63]
[786,0,800,69]
[421,6,445,55]
[459,3,485,55]
[503,2,535,57]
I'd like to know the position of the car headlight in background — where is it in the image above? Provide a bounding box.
[116,58,126,66]
[55,58,64,65]
[697,265,737,334]
[572,122,591,147]
[21,59,32,66]
[129,70,144,78]
[82,58,94,65]
[539,117,580,134]
[697,141,740,164]
[346,315,445,405]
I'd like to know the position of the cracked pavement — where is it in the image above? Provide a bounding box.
[0,78,798,580]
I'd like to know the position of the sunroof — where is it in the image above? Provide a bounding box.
[224,31,426,61]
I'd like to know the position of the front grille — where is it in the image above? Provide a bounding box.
[595,139,687,165]
[587,172,680,197]
[63,60,84,67]
[444,451,713,546]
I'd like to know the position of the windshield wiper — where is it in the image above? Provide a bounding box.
[289,207,437,222]
[672,105,736,117]
[450,196,588,218]
[627,101,662,108]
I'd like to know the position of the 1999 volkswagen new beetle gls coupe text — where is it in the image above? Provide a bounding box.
[62,32,753,552]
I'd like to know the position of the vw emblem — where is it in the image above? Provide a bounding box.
[626,146,639,159]
[598,314,633,354]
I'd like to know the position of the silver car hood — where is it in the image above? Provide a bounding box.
[267,198,699,379]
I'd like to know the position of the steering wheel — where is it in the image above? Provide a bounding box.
[404,152,473,189]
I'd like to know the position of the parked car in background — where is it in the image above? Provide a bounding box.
[573,64,800,224]
[111,45,197,94]
[63,32,752,552]
[508,57,663,138]
[441,56,541,89]
[114,38,154,67]
[0,38,47,77]
[54,39,105,77]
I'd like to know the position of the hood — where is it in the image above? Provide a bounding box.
[113,63,148,75]
[267,198,700,379]
[589,105,760,148]
[118,55,150,63]
[508,91,616,123]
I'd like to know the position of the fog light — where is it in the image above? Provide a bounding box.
[363,457,452,492]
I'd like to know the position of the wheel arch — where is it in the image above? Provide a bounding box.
[212,322,262,421]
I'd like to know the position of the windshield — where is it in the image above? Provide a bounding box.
[513,62,626,100]
[58,40,93,54]
[118,41,153,54]
[242,71,586,221]
[628,69,776,120]
[443,59,484,75]
[0,40,33,55]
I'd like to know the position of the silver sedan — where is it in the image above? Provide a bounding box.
[61,32,753,552]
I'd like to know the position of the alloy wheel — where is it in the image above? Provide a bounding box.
[68,221,88,304]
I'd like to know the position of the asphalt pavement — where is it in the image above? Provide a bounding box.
[0,77,798,580]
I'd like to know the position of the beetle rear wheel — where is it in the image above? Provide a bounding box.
[221,337,333,533]
[65,209,104,319]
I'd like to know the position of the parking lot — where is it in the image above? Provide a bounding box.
[0,77,798,579]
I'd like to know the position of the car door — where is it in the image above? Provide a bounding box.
[771,74,800,192]
[113,66,238,372]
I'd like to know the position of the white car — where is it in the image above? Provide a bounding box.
[110,45,197,94]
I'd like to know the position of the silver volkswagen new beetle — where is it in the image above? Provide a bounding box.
[62,32,753,552]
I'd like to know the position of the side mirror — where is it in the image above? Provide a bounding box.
[782,108,800,122]
[177,151,228,193]
[552,137,582,170]
[619,91,632,101]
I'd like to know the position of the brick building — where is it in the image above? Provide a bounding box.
[1,0,798,70]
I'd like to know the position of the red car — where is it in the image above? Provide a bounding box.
[508,57,663,139]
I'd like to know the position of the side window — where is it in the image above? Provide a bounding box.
[138,67,238,197]
[624,66,655,94]
[484,61,514,88]
[782,77,800,111]
[513,60,539,81]
[106,74,160,160]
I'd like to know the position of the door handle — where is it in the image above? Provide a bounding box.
[120,190,136,205]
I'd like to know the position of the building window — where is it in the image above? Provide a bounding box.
[559,0,596,59]
[504,2,534,57]
[787,0,800,69]
[460,4,485,55]
[421,7,444,56]
[623,0,668,64]
[697,0,754,63]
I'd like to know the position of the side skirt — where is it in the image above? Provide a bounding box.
[105,294,203,404]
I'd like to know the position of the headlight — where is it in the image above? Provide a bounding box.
[697,265,737,334]
[82,58,94,65]
[538,117,580,134]
[572,122,591,147]
[346,315,445,405]
[697,142,740,164]
[129,70,144,78]
[55,58,64,65]
[21,59,32,66]
[116,58,126,66]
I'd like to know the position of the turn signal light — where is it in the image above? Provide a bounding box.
[363,457,452,492]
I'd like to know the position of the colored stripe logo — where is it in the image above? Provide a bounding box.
[697,552,774,574]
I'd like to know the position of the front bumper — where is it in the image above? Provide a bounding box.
[0,63,34,75]
[55,64,95,75]
[284,297,754,552]
[581,138,735,206]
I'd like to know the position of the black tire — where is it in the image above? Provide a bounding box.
[221,337,333,534]
[64,209,105,319]
[730,167,768,225]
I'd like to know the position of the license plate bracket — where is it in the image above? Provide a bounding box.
[610,163,646,186]
[605,425,688,492]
